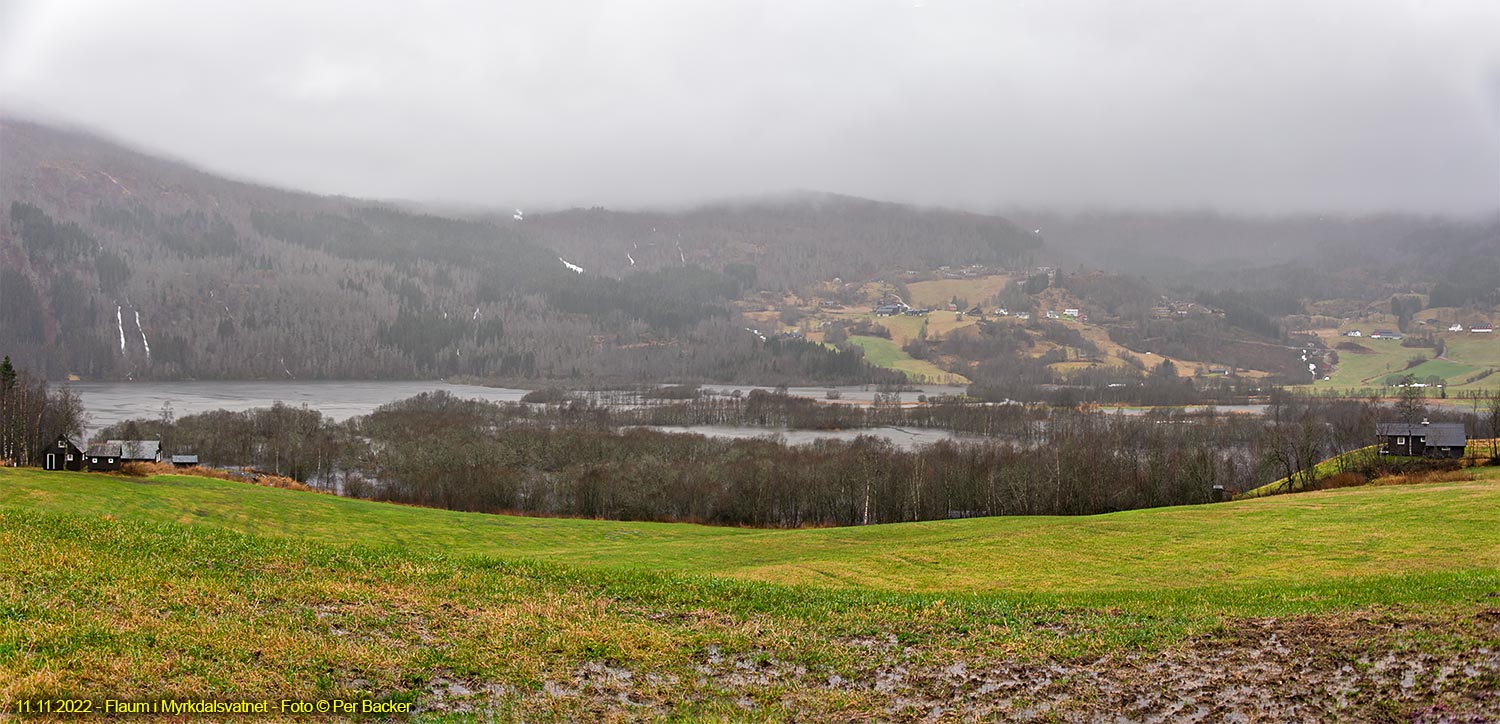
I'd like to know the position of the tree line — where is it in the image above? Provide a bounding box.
[0,356,86,466]
[88,388,1497,528]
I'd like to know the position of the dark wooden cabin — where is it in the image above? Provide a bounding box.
[1377,420,1467,458]
[85,442,124,472]
[43,435,84,471]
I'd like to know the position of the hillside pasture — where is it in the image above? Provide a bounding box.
[905,274,1011,309]
[846,335,969,384]
[3,467,1499,720]
[1311,330,1500,391]
[3,467,1497,598]
[1377,358,1481,386]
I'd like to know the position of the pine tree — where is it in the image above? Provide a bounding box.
[0,356,15,393]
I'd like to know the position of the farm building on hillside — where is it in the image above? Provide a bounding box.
[43,435,84,471]
[85,442,123,471]
[1376,420,1467,458]
[1473,323,1494,334]
[171,454,199,467]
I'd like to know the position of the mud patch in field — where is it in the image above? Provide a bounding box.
[496,610,1500,721]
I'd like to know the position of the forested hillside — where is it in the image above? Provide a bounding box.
[497,192,1042,288]
[0,120,1027,382]
[1019,209,1500,303]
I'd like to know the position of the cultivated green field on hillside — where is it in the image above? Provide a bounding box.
[1377,358,1481,386]
[845,335,968,385]
[1311,333,1500,392]
[5,467,1499,720]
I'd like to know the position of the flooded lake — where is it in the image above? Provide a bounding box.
[65,379,1258,443]
[637,424,996,450]
[67,380,974,433]
[696,383,970,403]
[66,380,991,448]
[66,380,532,435]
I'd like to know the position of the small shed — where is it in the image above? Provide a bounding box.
[170,455,199,468]
[43,435,84,471]
[1376,420,1467,458]
[85,442,124,471]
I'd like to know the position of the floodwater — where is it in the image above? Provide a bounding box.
[65,380,532,436]
[697,383,969,403]
[636,424,998,450]
[65,379,1261,441]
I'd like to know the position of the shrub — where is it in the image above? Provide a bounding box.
[119,462,154,477]
[1319,472,1367,490]
[113,460,312,491]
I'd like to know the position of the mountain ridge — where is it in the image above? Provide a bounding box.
[0,119,1036,382]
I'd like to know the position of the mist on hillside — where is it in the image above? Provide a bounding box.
[3,0,1498,215]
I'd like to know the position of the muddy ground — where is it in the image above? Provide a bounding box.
[431,608,1500,722]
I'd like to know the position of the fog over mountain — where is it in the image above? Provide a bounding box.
[4,0,1498,215]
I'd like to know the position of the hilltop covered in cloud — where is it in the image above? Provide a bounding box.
[3,0,1498,215]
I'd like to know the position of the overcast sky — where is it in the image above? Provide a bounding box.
[3,0,1498,214]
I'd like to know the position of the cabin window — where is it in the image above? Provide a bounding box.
[57,440,65,448]
[66,454,74,461]
[108,458,115,463]
[91,458,98,464]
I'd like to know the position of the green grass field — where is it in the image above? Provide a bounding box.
[1311,333,1500,392]
[4,467,1499,720]
[847,335,969,384]
[1376,358,1481,386]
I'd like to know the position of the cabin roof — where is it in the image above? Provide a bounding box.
[86,442,123,457]
[106,440,161,460]
[1375,422,1467,447]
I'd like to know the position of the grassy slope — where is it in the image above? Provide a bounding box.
[4,467,1498,602]
[846,335,969,384]
[905,275,1011,309]
[1312,333,1500,392]
[1376,358,1479,386]
[5,467,1499,719]
[1237,445,1381,499]
[1239,441,1500,499]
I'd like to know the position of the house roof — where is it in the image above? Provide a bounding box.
[106,440,161,460]
[171,455,199,464]
[1376,422,1467,447]
[86,442,123,458]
